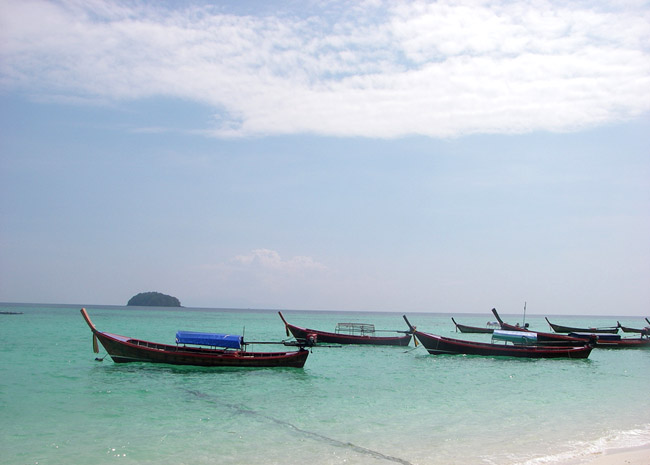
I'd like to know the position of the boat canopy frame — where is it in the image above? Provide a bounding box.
[335,322,375,336]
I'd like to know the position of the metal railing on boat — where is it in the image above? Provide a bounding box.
[335,322,376,336]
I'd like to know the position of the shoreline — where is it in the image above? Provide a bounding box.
[569,443,650,465]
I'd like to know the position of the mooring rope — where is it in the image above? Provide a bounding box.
[185,389,413,465]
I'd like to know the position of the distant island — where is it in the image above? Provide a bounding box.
[127,292,181,307]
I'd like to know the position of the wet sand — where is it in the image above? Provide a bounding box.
[575,444,650,465]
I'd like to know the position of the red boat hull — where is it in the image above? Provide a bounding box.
[412,330,592,358]
[403,315,592,359]
[96,332,309,367]
[451,317,495,334]
[490,309,591,346]
[279,312,412,346]
[591,339,650,348]
[568,332,650,349]
[82,309,309,368]
[492,309,650,348]
[617,321,650,335]
[545,317,618,334]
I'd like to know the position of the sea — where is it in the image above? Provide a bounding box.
[1,303,649,465]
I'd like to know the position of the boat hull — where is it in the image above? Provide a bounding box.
[490,309,599,346]
[491,310,648,348]
[568,332,650,349]
[97,332,309,367]
[451,317,495,334]
[286,324,412,346]
[592,339,650,349]
[279,312,411,346]
[545,317,618,334]
[414,331,591,358]
[617,321,650,335]
[82,309,309,368]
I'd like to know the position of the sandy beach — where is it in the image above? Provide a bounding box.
[577,444,650,465]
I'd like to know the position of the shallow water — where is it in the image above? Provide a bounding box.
[1,304,648,465]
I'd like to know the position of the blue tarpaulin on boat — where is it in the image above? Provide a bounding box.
[492,330,537,343]
[175,331,243,349]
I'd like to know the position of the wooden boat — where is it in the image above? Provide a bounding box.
[278,312,412,346]
[490,309,648,348]
[617,321,650,335]
[491,308,589,346]
[451,317,495,334]
[490,308,530,331]
[545,317,618,334]
[402,315,592,359]
[81,308,309,368]
[490,329,592,347]
[567,332,650,349]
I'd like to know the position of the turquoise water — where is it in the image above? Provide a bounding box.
[1,304,649,465]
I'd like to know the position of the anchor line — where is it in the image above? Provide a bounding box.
[185,389,413,465]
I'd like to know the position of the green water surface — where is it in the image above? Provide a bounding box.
[1,305,648,465]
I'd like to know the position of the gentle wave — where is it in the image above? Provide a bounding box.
[511,425,650,465]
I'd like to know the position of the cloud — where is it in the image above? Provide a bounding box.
[1,0,649,138]
[232,249,327,273]
[193,249,328,308]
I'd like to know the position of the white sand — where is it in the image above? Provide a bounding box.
[575,444,650,465]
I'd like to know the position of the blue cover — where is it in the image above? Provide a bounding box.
[175,331,243,349]
[492,330,537,343]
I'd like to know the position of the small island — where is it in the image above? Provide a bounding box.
[127,291,181,307]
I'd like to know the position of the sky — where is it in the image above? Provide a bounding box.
[1,0,649,316]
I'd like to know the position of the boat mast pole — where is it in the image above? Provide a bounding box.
[523,302,527,328]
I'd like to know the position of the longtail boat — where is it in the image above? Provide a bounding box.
[278,312,412,346]
[491,308,589,346]
[617,321,650,335]
[490,329,591,347]
[81,308,309,368]
[490,309,648,348]
[545,317,618,334]
[567,332,650,349]
[403,315,592,359]
[491,308,530,331]
[451,317,496,334]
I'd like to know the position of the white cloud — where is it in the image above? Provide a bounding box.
[1,0,649,138]
[192,249,329,308]
[233,249,327,273]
